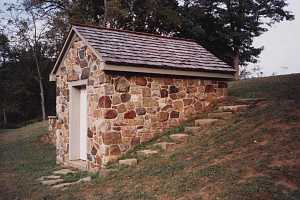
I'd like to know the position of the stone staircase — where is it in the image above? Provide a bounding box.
[117,99,261,168]
[37,168,92,190]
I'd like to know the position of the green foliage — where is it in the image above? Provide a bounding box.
[0,50,55,127]
[0,33,10,65]
[178,0,294,67]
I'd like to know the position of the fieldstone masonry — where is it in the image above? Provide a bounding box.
[51,37,228,171]
[48,116,57,145]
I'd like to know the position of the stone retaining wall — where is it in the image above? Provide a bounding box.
[53,36,228,171]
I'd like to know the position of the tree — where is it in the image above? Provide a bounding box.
[0,64,28,127]
[2,2,55,120]
[28,0,182,34]
[0,33,10,66]
[179,0,294,79]
[0,33,10,126]
[29,0,105,24]
[129,0,181,34]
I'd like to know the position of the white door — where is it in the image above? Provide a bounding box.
[79,87,87,160]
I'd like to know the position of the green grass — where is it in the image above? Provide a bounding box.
[62,171,89,182]
[0,121,59,200]
[229,73,300,102]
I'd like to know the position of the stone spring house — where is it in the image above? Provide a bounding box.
[48,24,235,171]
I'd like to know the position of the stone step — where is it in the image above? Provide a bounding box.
[194,119,219,127]
[119,158,138,166]
[52,182,74,189]
[169,133,189,143]
[51,176,91,189]
[137,149,159,157]
[218,105,249,112]
[53,168,76,175]
[208,112,233,119]
[77,176,91,183]
[184,126,203,134]
[41,179,64,186]
[37,175,61,181]
[237,98,266,104]
[66,160,87,171]
[153,142,176,151]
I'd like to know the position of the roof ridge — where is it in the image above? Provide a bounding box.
[71,23,197,43]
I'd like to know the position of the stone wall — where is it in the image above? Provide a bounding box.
[52,36,228,171]
[48,116,57,145]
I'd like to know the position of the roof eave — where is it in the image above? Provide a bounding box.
[103,63,235,80]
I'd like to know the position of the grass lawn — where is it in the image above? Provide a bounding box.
[0,122,59,200]
[1,74,300,200]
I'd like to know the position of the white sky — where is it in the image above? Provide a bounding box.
[252,0,300,76]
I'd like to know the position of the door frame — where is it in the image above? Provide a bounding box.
[68,80,88,161]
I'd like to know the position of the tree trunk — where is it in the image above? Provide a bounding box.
[39,78,46,120]
[129,0,136,31]
[33,53,46,121]
[233,49,240,80]
[104,0,107,27]
[3,109,7,126]
[27,12,47,121]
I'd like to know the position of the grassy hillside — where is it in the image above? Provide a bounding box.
[229,73,300,102]
[1,74,300,200]
[0,122,57,200]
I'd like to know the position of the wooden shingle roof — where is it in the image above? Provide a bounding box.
[73,24,234,73]
[50,24,235,81]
